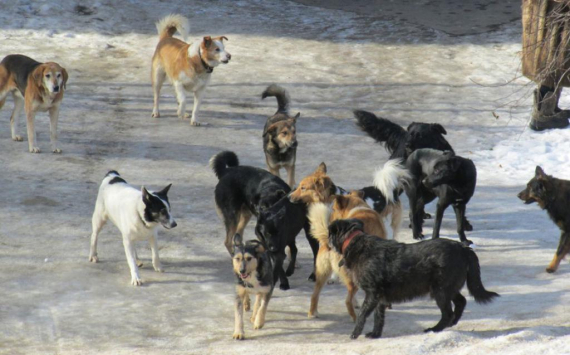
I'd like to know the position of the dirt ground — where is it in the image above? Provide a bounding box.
[0,1,569,355]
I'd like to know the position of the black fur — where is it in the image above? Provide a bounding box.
[232,234,274,290]
[106,170,120,177]
[354,110,453,160]
[405,149,476,244]
[1,54,41,94]
[212,151,318,288]
[518,166,570,273]
[331,184,395,216]
[142,184,173,227]
[109,176,126,185]
[328,219,498,339]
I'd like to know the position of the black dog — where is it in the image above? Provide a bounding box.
[354,110,453,160]
[518,166,570,273]
[211,151,318,289]
[405,149,477,245]
[329,219,498,339]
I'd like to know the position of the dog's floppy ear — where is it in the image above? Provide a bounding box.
[274,189,287,201]
[61,67,69,90]
[432,123,447,135]
[157,183,172,197]
[349,189,365,199]
[315,162,327,174]
[203,36,213,48]
[535,166,546,179]
[31,64,46,89]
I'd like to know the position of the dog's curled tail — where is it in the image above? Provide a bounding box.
[262,84,290,114]
[373,159,410,203]
[465,248,500,304]
[210,151,239,179]
[354,110,408,155]
[308,203,331,247]
[156,14,189,41]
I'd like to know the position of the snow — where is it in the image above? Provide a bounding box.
[0,1,569,354]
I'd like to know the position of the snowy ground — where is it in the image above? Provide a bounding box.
[0,1,569,354]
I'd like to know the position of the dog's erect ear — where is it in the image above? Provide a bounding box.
[263,123,279,138]
[218,36,229,41]
[432,123,447,135]
[141,186,151,202]
[407,122,418,131]
[203,36,213,48]
[316,162,327,174]
[535,166,546,179]
[157,183,172,197]
[255,242,265,255]
[338,259,345,268]
[293,112,300,120]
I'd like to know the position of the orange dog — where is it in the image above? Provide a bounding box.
[0,54,68,153]
[151,14,231,126]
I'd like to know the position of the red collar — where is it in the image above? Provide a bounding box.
[341,229,364,254]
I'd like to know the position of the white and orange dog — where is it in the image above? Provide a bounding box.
[151,14,231,126]
[0,54,68,153]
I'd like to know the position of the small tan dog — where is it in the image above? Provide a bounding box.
[0,54,68,153]
[307,192,386,321]
[151,14,231,126]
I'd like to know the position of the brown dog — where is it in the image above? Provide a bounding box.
[151,14,231,126]
[307,191,386,321]
[0,54,68,153]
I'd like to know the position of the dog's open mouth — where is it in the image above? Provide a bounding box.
[524,198,536,204]
[240,272,250,279]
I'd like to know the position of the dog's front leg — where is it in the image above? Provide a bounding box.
[122,238,142,286]
[233,287,246,340]
[250,294,261,323]
[366,302,387,338]
[25,110,40,153]
[351,292,380,339]
[303,223,319,281]
[409,191,425,240]
[10,92,24,141]
[190,90,204,126]
[273,252,289,290]
[285,242,297,277]
[452,203,472,245]
[149,231,163,272]
[285,163,295,188]
[48,105,61,153]
[547,232,570,273]
[432,201,449,239]
[173,81,189,120]
[254,293,271,330]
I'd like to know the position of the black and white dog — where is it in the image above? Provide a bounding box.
[88,171,177,286]
[404,149,477,245]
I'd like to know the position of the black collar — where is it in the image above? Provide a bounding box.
[198,47,213,73]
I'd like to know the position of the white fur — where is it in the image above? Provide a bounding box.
[88,173,175,286]
[373,159,411,203]
[156,13,189,41]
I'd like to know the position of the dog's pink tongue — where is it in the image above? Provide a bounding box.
[241,273,248,279]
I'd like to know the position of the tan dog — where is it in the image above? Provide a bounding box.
[151,14,231,126]
[0,54,68,153]
[307,192,387,321]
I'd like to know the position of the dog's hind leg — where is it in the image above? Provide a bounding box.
[451,293,466,326]
[303,223,319,281]
[453,203,472,245]
[408,191,426,240]
[351,292,380,339]
[233,286,246,340]
[424,292,453,332]
[123,237,143,286]
[344,278,359,322]
[308,251,332,318]
[151,63,166,118]
[432,200,450,240]
[390,201,403,239]
[254,293,271,330]
[546,232,570,273]
[149,231,163,272]
[273,252,290,290]
[89,200,107,263]
[366,302,387,338]
[285,242,297,277]
[10,92,24,142]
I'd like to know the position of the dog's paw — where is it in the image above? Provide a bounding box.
[253,321,264,330]
[232,332,245,340]
[279,283,290,291]
[326,279,336,285]
[546,267,557,274]
[89,255,98,263]
[178,112,190,120]
[365,331,381,339]
[136,260,144,267]
[307,273,316,282]
[151,111,160,118]
[131,277,143,286]
[190,121,202,126]
[12,135,23,142]
[464,222,473,231]
[307,312,318,319]
[285,269,295,277]
[350,333,360,340]
[413,234,425,240]
[52,148,62,154]
[29,147,41,153]
[153,265,163,273]
[423,213,432,219]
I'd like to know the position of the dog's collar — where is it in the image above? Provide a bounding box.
[199,47,214,73]
[341,229,364,254]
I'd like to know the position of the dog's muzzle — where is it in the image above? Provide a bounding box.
[163,220,177,229]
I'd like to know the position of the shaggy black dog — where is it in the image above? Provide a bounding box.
[211,151,318,289]
[329,219,499,339]
[354,110,453,160]
[405,149,477,245]
[518,166,570,273]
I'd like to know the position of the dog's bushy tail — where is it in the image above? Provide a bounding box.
[373,159,410,203]
[465,248,500,304]
[308,203,331,247]
[354,110,408,155]
[209,151,239,179]
[262,84,290,114]
[156,14,189,41]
